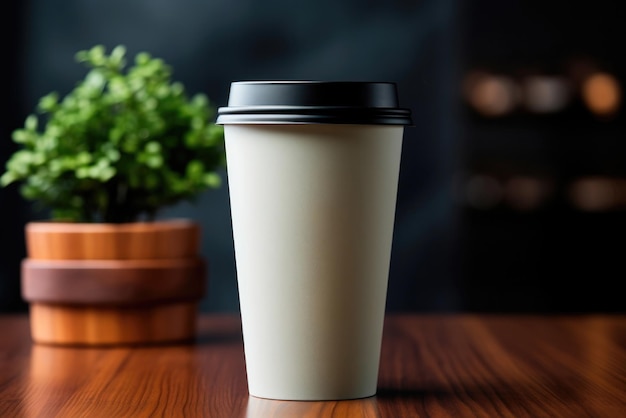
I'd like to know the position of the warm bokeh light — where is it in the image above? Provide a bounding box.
[522,76,570,114]
[582,72,622,117]
[568,176,626,211]
[504,176,552,211]
[464,72,519,117]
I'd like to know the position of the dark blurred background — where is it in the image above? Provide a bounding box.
[1,1,624,314]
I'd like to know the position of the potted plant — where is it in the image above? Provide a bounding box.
[1,44,225,345]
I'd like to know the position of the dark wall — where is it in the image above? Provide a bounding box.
[1,0,624,314]
[457,0,626,313]
[0,2,29,312]
[1,0,462,314]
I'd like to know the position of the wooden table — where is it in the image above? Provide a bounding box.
[0,314,624,417]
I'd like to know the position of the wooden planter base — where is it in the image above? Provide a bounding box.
[29,302,198,346]
[21,220,206,346]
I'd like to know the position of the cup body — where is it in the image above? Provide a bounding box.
[224,123,403,400]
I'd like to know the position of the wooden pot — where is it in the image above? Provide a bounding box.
[21,220,206,346]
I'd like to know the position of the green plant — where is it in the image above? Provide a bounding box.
[1,44,225,223]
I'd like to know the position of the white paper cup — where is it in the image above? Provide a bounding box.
[217,81,412,401]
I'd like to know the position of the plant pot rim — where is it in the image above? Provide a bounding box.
[25,218,201,260]
[26,218,198,233]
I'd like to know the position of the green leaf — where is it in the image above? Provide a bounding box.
[109,45,126,68]
[12,129,32,144]
[145,141,161,154]
[0,171,17,186]
[145,154,163,168]
[24,115,38,131]
[84,70,106,91]
[203,172,221,188]
[39,93,59,112]
[0,43,226,223]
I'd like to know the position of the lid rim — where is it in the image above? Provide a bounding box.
[218,81,413,126]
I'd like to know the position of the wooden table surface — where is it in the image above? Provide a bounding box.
[0,313,624,417]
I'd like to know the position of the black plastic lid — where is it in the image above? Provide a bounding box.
[216,81,413,125]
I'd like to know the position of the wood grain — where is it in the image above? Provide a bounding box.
[22,219,205,346]
[29,302,198,346]
[0,314,624,417]
[21,258,206,304]
[25,220,200,260]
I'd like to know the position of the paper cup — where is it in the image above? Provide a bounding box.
[217,81,412,400]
